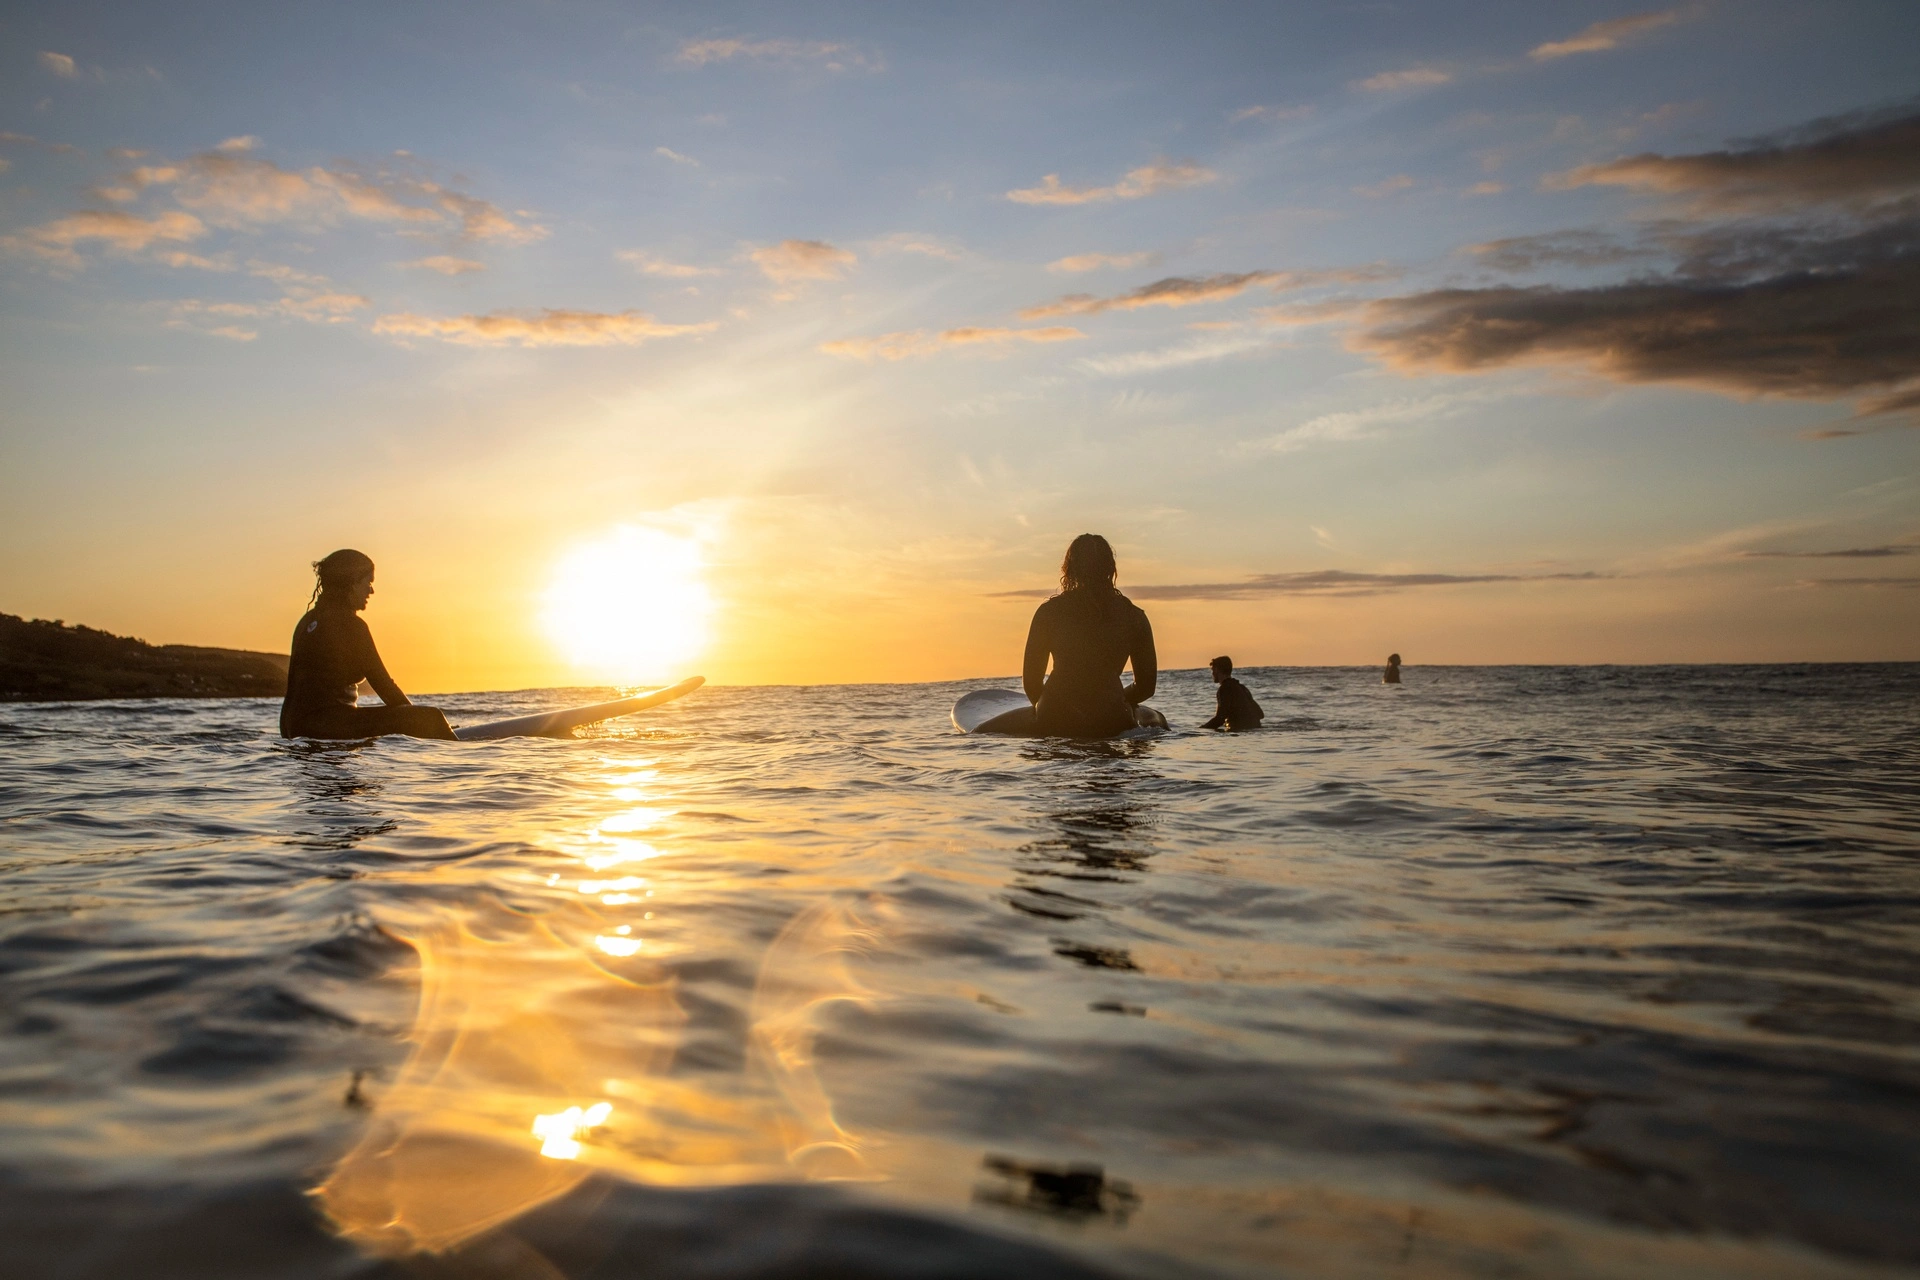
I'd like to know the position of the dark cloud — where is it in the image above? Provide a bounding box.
[1356,107,1920,414]
[1551,103,1920,214]
[990,569,1604,602]
[1352,255,1920,400]
[1743,546,1913,559]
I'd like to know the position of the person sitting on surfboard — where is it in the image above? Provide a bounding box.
[1201,656,1264,731]
[279,549,456,741]
[1021,533,1160,738]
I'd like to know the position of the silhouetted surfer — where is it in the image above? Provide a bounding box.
[1020,534,1160,738]
[1384,653,1402,684]
[1201,656,1264,731]
[279,549,456,740]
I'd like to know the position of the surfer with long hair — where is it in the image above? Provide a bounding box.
[1020,533,1161,738]
[279,549,456,740]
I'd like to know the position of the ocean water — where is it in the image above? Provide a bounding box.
[2,665,1917,1280]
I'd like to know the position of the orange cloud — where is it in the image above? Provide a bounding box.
[38,52,77,78]
[1047,251,1155,273]
[1351,68,1451,92]
[1023,267,1390,319]
[820,326,1083,361]
[1530,9,1686,60]
[750,238,855,284]
[616,250,719,277]
[675,38,879,71]
[404,255,486,275]
[1007,160,1216,206]
[373,309,717,347]
[3,209,206,267]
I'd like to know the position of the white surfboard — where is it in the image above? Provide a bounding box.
[952,687,1169,738]
[453,676,705,741]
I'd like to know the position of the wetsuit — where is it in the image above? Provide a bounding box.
[279,605,453,740]
[1201,677,1264,731]
[1022,588,1157,738]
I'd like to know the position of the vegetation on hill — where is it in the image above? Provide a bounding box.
[0,613,288,702]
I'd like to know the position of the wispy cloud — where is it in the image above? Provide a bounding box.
[1024,266,1391,319]
[1006,160,1216,206]
[215,135,260,152]
[372,309,716,347]
[990,568,1605,601]
[1078,330,1274,377]
[1047,251,1156,274]
[1742,545,1914,559]
[655,146,700,166]
[3,209,206,268]
[675,38,880,72]
[616,249,719,278]
[821,326,1082,361]
[1352,68,1451,92]
[1229,104,1313,125]
[1530,9,1687,60]
[38,52,77,78]
[870,232,966,260]
[403,255,485,275]
[750,238,855,284]
[1353,174,1415,198]
[1256,392,1500,453]
[1798,576,1920,589]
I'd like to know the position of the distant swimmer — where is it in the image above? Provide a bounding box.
[1384,653,1402,684]
[1015,533,1162,738]
[1201,656,1264,731]
[279,550,456,741]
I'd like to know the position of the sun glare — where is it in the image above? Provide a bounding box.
[542,526,711,682]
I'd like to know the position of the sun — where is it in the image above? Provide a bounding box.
[542,526,712,683]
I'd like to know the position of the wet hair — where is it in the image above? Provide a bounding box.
[310,548,375,608]
[1059,533,1118,595]
[1387,653,1401,664]
[1211,656,1232,674]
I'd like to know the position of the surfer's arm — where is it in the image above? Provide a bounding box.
[1201,685,1226,730]
[1124,613,1157,705]
[1021,608,1051,704]
[355,624,412,707]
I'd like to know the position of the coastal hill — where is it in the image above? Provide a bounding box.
[0,613,288,702]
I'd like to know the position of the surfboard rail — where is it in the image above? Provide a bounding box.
[453,676,705,741]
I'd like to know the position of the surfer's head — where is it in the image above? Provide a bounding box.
[1059,533,1118,596]
[1211,656,1232,680]
[311,548,376,611]
[1387,653,1401,665]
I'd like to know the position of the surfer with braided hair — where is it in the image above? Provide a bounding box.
[279,549,456,740]
[1017,533,1163,738]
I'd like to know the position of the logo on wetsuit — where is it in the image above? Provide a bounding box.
[307,620,319,633]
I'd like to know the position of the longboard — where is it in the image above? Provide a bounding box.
[453,676,704,741]
[952,687,1168,739]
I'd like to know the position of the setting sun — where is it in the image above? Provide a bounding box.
[541,526,711,683]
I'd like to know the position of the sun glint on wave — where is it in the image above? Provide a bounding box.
[542,526,711,683]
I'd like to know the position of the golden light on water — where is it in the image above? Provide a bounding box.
[542,525,711,682]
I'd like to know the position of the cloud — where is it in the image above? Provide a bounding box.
[989,568,1603,601]
[1743,546,1914,559]
[871,232,965,260]
[1530,9,1686,60]
[1229,104,1313,124]
[675,38,879,71]
[404,255,485,275]
[87,146,546,245]
[372,308,716,347]
[1465,229,1659,272]
[1257,391,1503,453]
[1048,251,1155,273]
[1078,330,1274,376]
[750,238,855,284]
[655,146,700,166]
[616,249,719,278]
[1006,160,1216,206]
[1354,174,1415,198]
[1548,105,1920,214]
[1799,576,1920,588]
[1352,68,1451,92]
[38,52,77,78]
[1023,266,1390,319]
[1466,181,1506,196]
[3,209,206,267]
[820,326,1083,361]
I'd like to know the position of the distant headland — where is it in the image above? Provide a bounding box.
[0,613,288,702]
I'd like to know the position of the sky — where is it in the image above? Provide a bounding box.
[2,0,1917,690]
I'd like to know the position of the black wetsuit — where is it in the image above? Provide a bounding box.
[279,605,451,740]
[1023,589,1157,738]
[1201,676,1264,731]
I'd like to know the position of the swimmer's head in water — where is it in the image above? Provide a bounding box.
[312,548,375,610]
[1211,656,1233,676]
[1387,653,1401,665]
[1060,533,1118,595]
